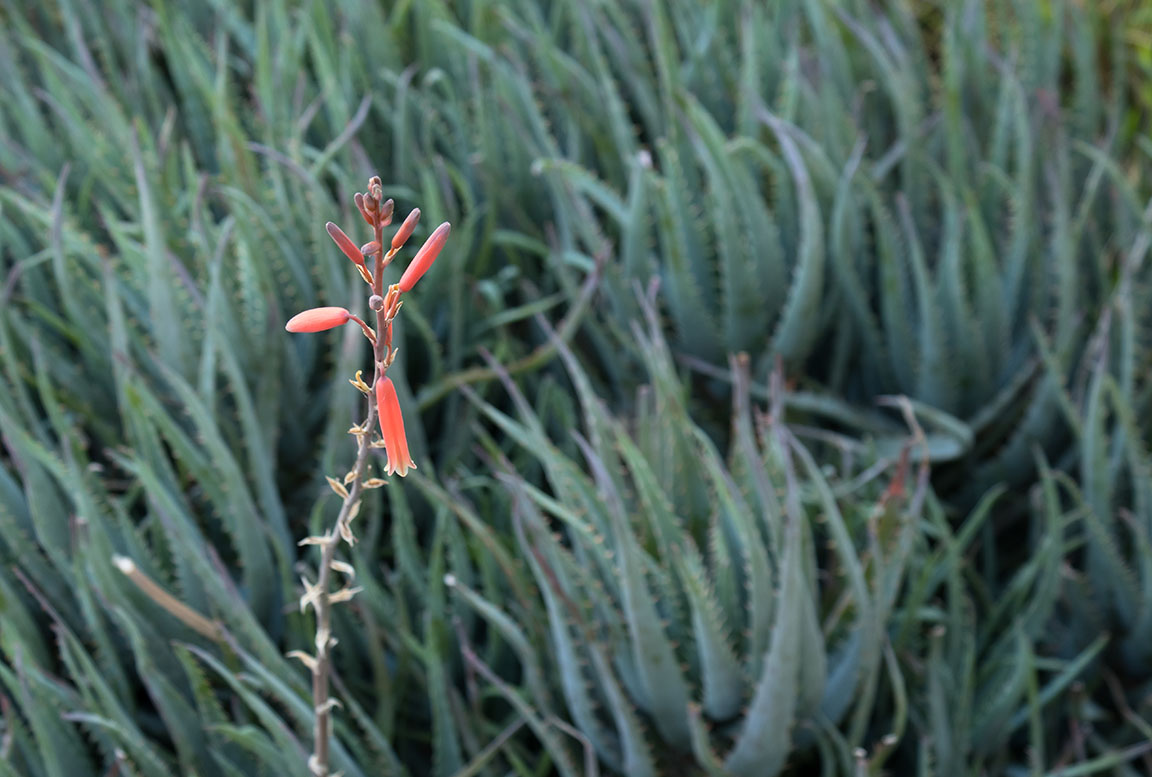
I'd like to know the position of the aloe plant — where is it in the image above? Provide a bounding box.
[441,283,1146,774]
[1006,275,1152,760]
[387,0,1150,501]
[0,2,496,773]
[8,0,1150,490]
[442,300,925,776]
[2,0,1151,775]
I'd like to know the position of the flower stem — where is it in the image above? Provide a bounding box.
[309,394,373,777]
[308,199,393,777]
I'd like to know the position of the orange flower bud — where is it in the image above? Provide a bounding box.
[326,222,366,269]
[391,208,420,250]
[375,378,415,477]
[360,241,381,256]
[398,222,451,293]
[285,307,352,332]
[379,198,395,226]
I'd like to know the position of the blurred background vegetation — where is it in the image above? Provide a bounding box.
[2,0,1152,775]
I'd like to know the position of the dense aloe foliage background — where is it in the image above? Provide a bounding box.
[3,0,1152,775]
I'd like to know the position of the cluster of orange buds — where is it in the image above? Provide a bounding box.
[285,176,450,478]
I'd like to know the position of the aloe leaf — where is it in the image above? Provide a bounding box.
[650,159,722,359]
[723,454,803,777]
[692,428,775,670]
[424,516,465,777]
[572,433,691,747]
[786,435,877,744]
[674,542,744,721]
[183,645,312,771]
[112,608,212,774]
[686,703,730,777]
[683,96,769,354]
[763,115,826,364]
[510,489,619,766]
[208,723,301,775]
[583,637,659,777]
[796,521,827,719]
[130,131,188,378]
[1004,633,1108,739]
[0,661,97,777]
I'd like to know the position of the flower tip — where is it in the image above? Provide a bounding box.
[389,460,415,477]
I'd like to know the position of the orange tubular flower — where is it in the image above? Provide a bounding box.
[285,306,352,332]
[398,222,451,293]
[375,377,415,477]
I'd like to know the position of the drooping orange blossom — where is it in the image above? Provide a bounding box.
[375,377,414,477]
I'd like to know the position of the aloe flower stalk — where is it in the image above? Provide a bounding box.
[285,176,449,777]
